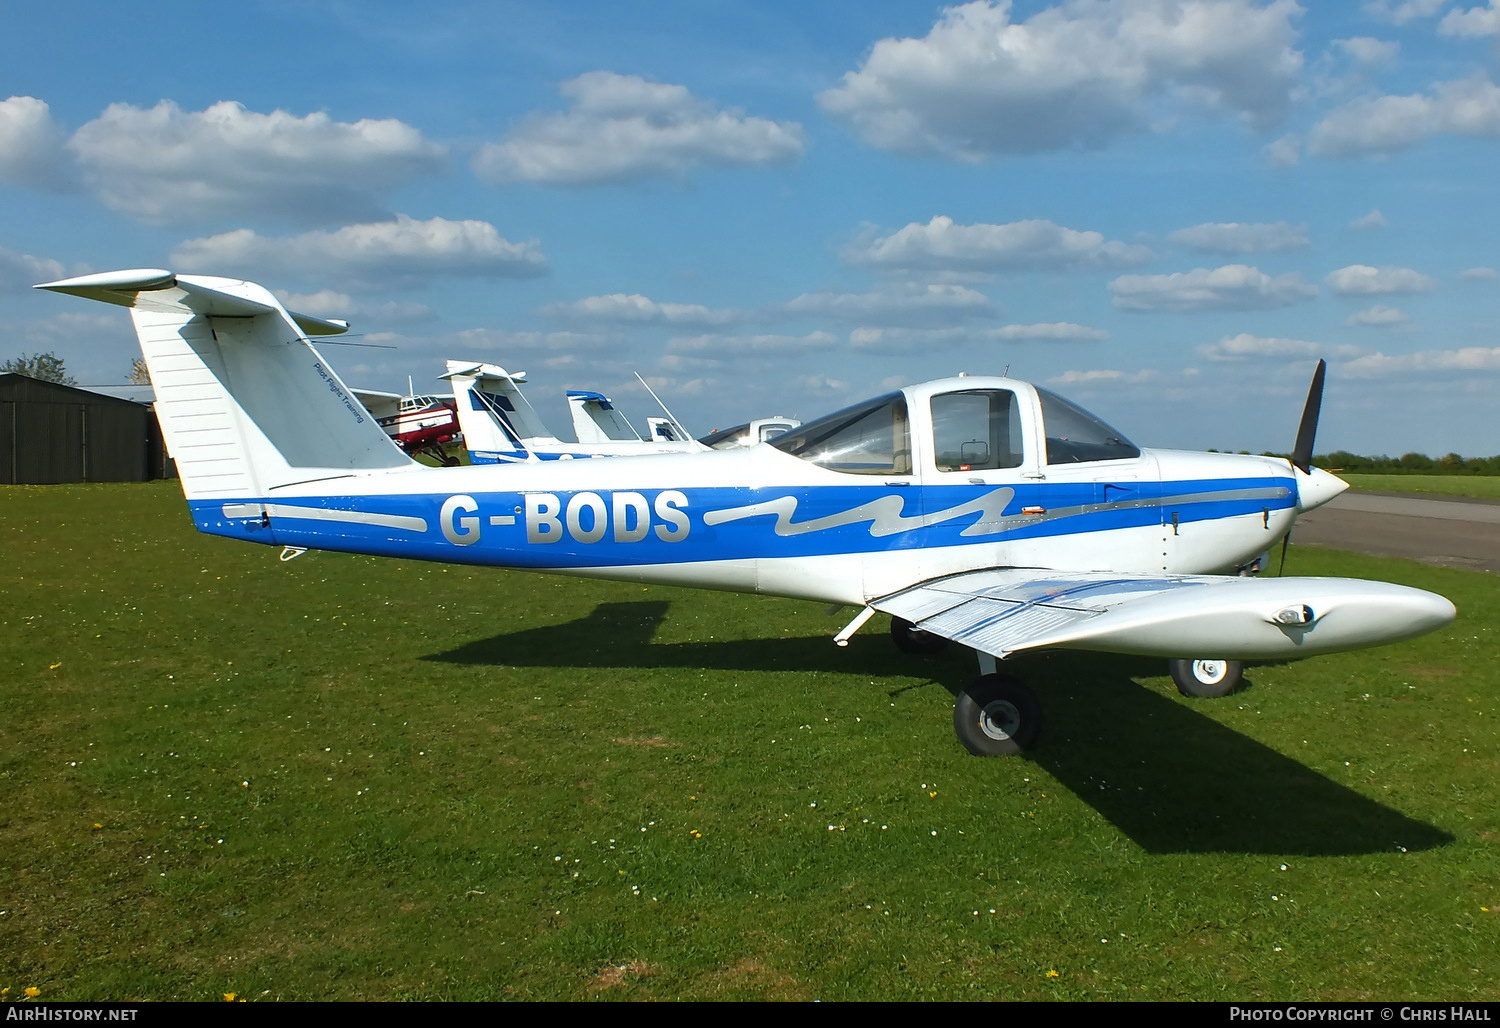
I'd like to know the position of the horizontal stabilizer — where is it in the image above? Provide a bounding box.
[873,568,1455,661]
[37,270,350,336]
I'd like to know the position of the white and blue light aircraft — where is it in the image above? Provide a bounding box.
[38,270,1457,756]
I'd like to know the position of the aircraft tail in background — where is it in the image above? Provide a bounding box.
[567,389,642,444]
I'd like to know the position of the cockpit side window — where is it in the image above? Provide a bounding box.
[930,390,1024,472]
[1035,387,1140,464]
[771,393,911,475]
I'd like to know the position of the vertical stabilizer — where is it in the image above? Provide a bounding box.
[37,270,412,500]
[567,390,642,444]
[442,360,561,460]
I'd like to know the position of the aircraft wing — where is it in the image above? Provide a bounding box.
[869,569,1454,662]
[351,388,403,420]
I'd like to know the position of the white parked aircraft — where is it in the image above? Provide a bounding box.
[700,416,802,450]
[442,360,704,463]
[38,270,1456,756]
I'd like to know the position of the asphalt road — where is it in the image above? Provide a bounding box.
[1292,490,1500,574]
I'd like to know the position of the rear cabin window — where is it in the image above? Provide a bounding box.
[930,390,1024,472]
[1035,387,1140,464]
[771,393,911,475]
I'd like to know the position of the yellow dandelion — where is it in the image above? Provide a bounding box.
[929,792,937,798]
[1045,970,1060,979]
[223,992,236,1001]
[25,987,41,997]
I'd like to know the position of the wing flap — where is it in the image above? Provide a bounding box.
[872,569,1454,661]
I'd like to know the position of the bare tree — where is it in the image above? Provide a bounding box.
[127,356,151,385]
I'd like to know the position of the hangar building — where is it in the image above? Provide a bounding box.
[0,373,174,485]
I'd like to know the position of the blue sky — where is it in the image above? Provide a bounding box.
[3,0,1498,456]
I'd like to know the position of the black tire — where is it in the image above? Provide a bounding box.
[953,675,1041,756]
[890,616,948,655]
[1168,658,1244,698]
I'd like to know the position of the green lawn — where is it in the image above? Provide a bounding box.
[1341,473,1500,499]
[2,482,1496,1001]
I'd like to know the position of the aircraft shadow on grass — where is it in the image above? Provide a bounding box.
[425,601,1453,858]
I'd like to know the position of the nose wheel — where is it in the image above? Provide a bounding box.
[1168,658,1244,698]
[953,674,1040,756]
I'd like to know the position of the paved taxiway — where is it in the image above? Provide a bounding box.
[1292,490,1500,574]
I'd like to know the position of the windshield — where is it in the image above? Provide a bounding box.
[1035,387,1139,464]
[771,392,911,475]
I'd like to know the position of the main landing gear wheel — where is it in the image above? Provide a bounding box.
[1168,658,1244,698]
[953,675,1041,757]
[891,616,949,655]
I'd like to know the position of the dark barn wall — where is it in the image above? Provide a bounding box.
[1,375,163,485]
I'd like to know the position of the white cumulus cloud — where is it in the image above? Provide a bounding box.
[172,215,547,289]
[0,243,67,293]
[1345,304,1409,327]
[473,72,804,186]
[848,327,971,353]
[843,215,1152,271]
[1349,209,1387,230]
[1309,75,1500,158]
[1461,266,1497,280]
[1109,264,1317,311]
[1333,37,1400,66]
[1199,333,1363,360]
[1341,347,1500,377]
[818,0,1304,160]
[272,289,433,325]
[781,283,996,326]
[1263,133,1300,166]
[1363,0,1447,24]
[67,100,446,225]
[990,322,1110,341]
[0,96,67,189]
[667,331,838,357]
[1169,221,1309,253]
[1325,265,1435,295]
[1438,0,1500,35]
[1047,368,1162,386]
[541,293,745,328]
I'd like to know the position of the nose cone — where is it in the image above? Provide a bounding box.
[1296,465,1349,512]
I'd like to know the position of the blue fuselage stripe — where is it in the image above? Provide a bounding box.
[188,476,1294,570]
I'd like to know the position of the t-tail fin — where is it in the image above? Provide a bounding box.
[567,390,642,444]
[442,360,560,462]
[36,270,412,501]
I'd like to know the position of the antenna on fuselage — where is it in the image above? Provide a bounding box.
[634,372,693,444]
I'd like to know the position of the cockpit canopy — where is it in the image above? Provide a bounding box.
[771,392,911,475]
[771,381,1138,475]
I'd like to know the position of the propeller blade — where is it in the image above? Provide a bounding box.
[1291,359,1326,474]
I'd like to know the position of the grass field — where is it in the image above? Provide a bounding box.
[1342,474,1500,500]
[2,482,1497,1001]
